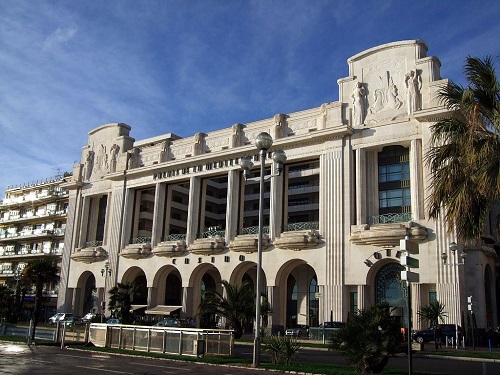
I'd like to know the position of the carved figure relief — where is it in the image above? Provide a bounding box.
[231,123,243,147]
[405,70,422,115]
[159,140,170,162]
[109,144,119,172]
[84,150,94,180]
[351,82,366,126]
[128,147,140,169]
[367,72,404,117]
[193,132,205,155]
[273,113,287,138]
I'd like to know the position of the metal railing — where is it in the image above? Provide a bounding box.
[130,237,152,244]
[371,212,412,224]
[161,234,187,241]
[240,226,269,235]
[197,229,225,239]
[89,324,233,357]
[284,221,319,232]
[84,240,103,248]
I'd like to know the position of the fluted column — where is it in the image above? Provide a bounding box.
[409,139,423,220]
[357,284,367,311]
[186,176,201,244]
[270,159,285,239]
[355,148,366,225]
[151,183,166,246]
[226,170,240,241]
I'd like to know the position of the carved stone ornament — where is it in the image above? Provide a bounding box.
[188,237,225,255]
[120,242,152,259]
[228,234,270,254]
[273,230,320,251]
[350,222,428,248]
[153,240,187,257]
[71,246,108,264]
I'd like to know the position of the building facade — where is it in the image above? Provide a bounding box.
[57,40,499,332]
[0,175,69,320]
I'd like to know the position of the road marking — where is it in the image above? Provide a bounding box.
[75,365,135,374]
[58,353,107,361]
[130,362,190,371]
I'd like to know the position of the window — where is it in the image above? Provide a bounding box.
[378,146,410,216]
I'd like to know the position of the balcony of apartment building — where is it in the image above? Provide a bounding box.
[1,189,69,208]
[0,208,68,225]
[0,245,63,259]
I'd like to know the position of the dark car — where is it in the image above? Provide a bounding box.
[319,321,345,329]
[412,324,461,344]
[285,325,309,337]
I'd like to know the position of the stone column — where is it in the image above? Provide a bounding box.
[357,284,367,311]
[151,183,166,246]
[186,176,201,244]
[270,159,286,239]
[410,139,423,221]
[355,148,366,225]
[225,170,240,242]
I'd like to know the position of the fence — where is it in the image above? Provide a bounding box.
[89,323,233,357]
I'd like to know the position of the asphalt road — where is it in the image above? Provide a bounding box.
[1,341,500,375]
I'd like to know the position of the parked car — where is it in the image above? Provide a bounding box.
[412,324,461,344]
[153,318,180,327]
[106,318,121,325]
[319,321,345,329]
[48,313,73,324]
[61,316,83,326]
[82,312,104,323]
[285,325,309,337]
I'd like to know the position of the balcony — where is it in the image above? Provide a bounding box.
[350,214,428,247]
[120,237,152,259]
[153,235,187,257]
[273,222,320,251]
[71,243,107,263]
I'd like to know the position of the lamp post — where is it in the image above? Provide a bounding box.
[441,242,466,348]
[240,132,286,367]
[100,261,112,323]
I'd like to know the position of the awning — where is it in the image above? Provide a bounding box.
[145,305,182,315]
[130,304,148,311]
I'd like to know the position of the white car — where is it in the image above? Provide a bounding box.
[48,313,73,324]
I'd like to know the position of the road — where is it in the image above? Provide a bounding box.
[1,341,500,375]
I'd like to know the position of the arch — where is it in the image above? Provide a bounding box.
[374,262,406,325]
[274,259,317,330]
[151,265,182,308]
[121,266,147,284]
[74,271,98,316]
[188,263,222,327]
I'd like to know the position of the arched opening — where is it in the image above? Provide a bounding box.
[286,274,298,328]
[200,273,217,328]
[165,273,182,306]
[375,262,406,326]
[83,274,97,314]
[133,274,148,305]
[309,276,319,327]
[485,265,493,329]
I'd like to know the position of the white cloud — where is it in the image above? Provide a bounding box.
[43,26,77,51]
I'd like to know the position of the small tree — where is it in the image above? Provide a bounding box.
[198,280,254,339]
[108,282,137,324]
[331,303,402,374]
[23,257,60,341]
[417,300,448,351]
[263,335,302,365]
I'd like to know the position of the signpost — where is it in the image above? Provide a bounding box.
[400,238,419,375]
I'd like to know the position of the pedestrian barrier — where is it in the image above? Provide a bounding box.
[88,323,233,357]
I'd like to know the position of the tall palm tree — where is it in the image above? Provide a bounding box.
[108,282,137,324]
[198,280,255,339]
[23,257,60,341]
[417,300,448,351]
[426,56,500,241]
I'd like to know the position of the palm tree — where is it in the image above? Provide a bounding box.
[23,257,60,341]
[426,56,500,241]
[417,300,448,351]
[108,282,137,324]
[198,280,255,339]
[331,303,402,374]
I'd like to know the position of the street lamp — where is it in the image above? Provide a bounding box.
[441,242,466,348]
[240,132,286,367]
[100,261,112,323]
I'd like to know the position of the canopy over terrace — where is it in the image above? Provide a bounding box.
[145,305,182,315]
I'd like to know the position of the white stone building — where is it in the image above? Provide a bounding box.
[57,40,499,333]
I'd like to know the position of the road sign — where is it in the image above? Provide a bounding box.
[315,292,322,299]
[401,254,419,269]
[400,239,419,254]
[401,270,420,283]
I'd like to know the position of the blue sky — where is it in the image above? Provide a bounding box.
[1,0,499,196]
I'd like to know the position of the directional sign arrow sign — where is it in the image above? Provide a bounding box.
[401,254,419,269]
[401,270,420,283]
[400,239,419,254]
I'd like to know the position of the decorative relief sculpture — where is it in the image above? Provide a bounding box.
[159,140,170,163]
[351,82,366,126]
[273,113,287,138]
[109,144,119,172]
[128,147,140,169]
[84,150,94,180]
[193,132,205,155]
[231,123,243,147]
[93,144,108,173]
[405,70,422,115]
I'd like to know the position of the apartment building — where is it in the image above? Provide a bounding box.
[56,40,498,332]
[0,175,69,320]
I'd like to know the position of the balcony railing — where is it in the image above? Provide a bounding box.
[240,226,269,235]
[130,236,152,244]
[197,228,225,239]
[161,234,186,241]
[284,221,319,232]
[371,212,412,224]
[84,240,103,248]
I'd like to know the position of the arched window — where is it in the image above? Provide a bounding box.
[375,262,406,325]
[309,276,319,327]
